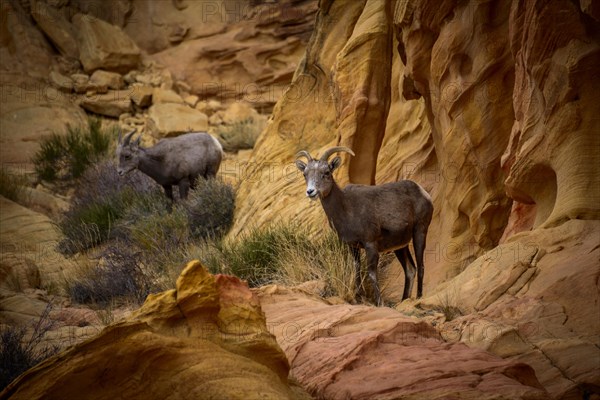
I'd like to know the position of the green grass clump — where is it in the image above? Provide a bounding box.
[202,224,312,287]
[199,223,357,301]
[33,118,113,182]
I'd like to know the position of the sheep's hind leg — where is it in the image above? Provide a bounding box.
[364,243,382,306]
[394,247,416,301]
[413,226,427,298]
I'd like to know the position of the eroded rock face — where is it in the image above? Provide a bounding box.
[414,220,600,398]
[230,0,600,397]
[256,285,547,400]
[1,261,305,400]
[502,0,600,227]
[30,1,79,60]
[143,0,318,110]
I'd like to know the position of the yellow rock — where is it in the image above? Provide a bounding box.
[1,261,303,399]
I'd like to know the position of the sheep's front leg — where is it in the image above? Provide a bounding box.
[349,245,363,299]
[189,175,197,191]
[163,185,174,212]
[179,178,190,200]
[364,243,382,306]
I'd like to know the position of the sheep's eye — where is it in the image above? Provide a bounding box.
[124,155,131,160]
[322,171,330,178]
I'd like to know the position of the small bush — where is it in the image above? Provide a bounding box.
[0,167,28,203]
[33,118,113,183]
[184,179,235,239]
[57,160,158,254]
[0,303,59,390]
[216,118,263,152]
[434,291,463,322]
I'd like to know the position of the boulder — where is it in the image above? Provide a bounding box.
[0,197,77,291]
[89,70,125,90]
[49,71,73,93]
[30,1,79,59]
[73,13,141,73]
[152,88,184,104]
[1,262,306,399]
[79,90,131,118]
[129,85,153,107]
[147,103,208,137]
[183,94,199,108]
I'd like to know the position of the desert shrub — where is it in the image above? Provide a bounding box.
[33,118,113,182]
[0,167,28,203]
[61,163,236,304]
[68,243,150,306]
[0,303,59,390]
[57,160,158,254]
[184,179,235,239]
[215,118,263,152]
[58,160,235,255]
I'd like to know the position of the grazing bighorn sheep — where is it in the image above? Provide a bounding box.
[117,129,223,203]
[295,147,433,306]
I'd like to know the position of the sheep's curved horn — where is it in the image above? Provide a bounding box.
[122,129,137,145]
[319,146,355,162]
[295,150,314,162]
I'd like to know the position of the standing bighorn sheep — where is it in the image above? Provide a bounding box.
[117,129,223,203]
[295,147,433,306]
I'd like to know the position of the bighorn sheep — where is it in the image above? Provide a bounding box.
[295,147,433,306]
[117,129,223,203]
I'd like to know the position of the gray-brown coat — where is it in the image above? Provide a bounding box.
[117,130,222,203]
[296,147,433,306]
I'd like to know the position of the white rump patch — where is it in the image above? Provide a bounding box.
[209,134,224,153]
[417,184,432,203]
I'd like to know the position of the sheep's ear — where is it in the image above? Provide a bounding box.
[295,160,306,172]
[132,136,141,146]
[329,156,342,171]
